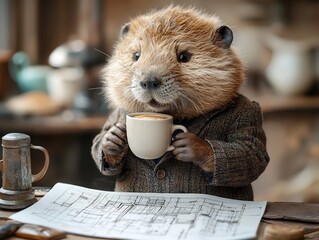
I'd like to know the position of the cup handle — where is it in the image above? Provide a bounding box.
[30,144,50,182]
[167,125,188,151]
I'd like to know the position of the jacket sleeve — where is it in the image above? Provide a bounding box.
[91,109,126,176]
[206,101,269,187]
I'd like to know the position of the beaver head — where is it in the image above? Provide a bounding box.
[103,5,244,119]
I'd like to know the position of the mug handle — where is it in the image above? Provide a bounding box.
[30,144,50,182]
[167,125,188,151]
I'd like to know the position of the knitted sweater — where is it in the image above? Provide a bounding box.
[91,94,269,200]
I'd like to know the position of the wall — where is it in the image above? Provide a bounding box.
[0,0,10,50]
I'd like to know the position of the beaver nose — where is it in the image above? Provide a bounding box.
[140,77,161,90]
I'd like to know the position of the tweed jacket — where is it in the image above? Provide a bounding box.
[91,94,269,200]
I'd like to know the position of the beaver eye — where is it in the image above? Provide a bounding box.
[178,51,192,63]
[133,51,141,61]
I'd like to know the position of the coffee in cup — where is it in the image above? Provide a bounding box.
[131,113,168,120]
[126,112,187,159]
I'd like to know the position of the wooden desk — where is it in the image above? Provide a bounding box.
[1,202,319,239]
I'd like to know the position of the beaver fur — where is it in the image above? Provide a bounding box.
[103,5,244,119]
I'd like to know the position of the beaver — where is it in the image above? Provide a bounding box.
[91,5,269,200]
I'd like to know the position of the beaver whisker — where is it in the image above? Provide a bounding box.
[88,87,104,91]
[94,48,111,60]
[86,87,106,96]
[95,48,136,75]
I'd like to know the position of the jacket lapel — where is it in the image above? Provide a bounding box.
[186,96,238,135]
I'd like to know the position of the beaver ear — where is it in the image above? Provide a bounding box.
[215,26,233,49]
[121,23,130,36]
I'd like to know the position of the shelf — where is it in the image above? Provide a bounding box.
[0,113,107,135]
[241,87,319,114]
[1,87,319,135]
[256,95,319,113]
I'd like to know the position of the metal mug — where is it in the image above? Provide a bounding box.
[0,133,49,209]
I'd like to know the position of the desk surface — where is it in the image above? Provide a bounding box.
[1,202,319,240]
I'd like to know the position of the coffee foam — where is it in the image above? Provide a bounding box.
[133,114,168,120]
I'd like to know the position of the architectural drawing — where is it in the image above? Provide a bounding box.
[10,183,266,240]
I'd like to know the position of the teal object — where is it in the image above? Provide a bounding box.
[9,52,51,92]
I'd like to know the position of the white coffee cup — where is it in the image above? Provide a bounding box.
[126,112,187,159]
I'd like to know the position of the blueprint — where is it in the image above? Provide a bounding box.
[10,183,266,240]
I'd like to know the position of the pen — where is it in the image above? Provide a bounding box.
[0,221,23,239]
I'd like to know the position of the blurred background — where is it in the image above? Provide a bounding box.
[0,0,319,202]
